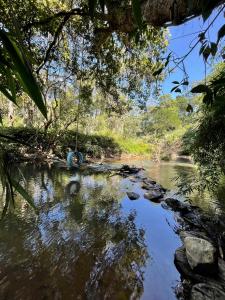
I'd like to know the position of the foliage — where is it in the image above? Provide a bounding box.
[180,63,225,192]
[0,29,47,118]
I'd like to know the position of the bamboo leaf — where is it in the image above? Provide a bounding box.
[0,30,47,118]
[0,85,17,104]
[11,178,36,210]
[6,68,16,101]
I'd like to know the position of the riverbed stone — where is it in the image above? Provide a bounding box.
[165,198,190,212]
[184,237,217,274]
[218,258,225,284]
[144,191,163,202]
[141,183,153,190]
[179,230,212,244]
[174,246,207,282]
[126,192,140,200]
[143,178,156,185]
[190,283,225,300]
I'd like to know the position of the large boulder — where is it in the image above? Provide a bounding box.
[190,283,225,300]
[179,231,212,244]
[174,247,206,282]
[184,237,217,275]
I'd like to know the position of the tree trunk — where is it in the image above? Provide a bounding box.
[141,0,224,26]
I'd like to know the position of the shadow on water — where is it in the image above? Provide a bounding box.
[0,165,150,300]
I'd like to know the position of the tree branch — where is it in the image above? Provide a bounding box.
[36,15,71,73]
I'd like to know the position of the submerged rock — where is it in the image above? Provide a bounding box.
[144,191,163,202]
[184,237,217,275]
[126,192,140,200]
[190,283,225,300]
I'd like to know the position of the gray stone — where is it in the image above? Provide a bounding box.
[190,283,225,300]
[144,191,163,202]
[165,198,190,212]
[143,178,156,185]
[184,237,217,274]
[174,246,206,282]
[141,183,152,190]
[218,258,225,283]
[179,231,212,244]
[126,192,140,200]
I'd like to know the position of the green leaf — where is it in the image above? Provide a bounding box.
[182,81,189,86]
[0,85,17,104]
[0,30,47,118]
[210,42,217,57]
[99,0,105,12]
[186,104,193,113]
[175,88,181,93]
[6,68,16,101]
[1,194,9,219]
[202,46,211,61]
[11,178,37,210]
[191,84,211,94]
[202,93,212,105]
[165,52,171,67]
[172,81,179,84]
[153,67,163,77]
[217,24,225,43]
[199,43,207,56]
[132,0,143,28]
[202,8,212,22]
[198,32,205,41]
[171,86,179,92]
[88,0,97,17]
[0,110,3,125]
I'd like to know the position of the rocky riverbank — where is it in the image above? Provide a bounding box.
[97,163,225,300]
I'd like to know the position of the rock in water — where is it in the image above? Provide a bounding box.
[165,198,190,212]
[126,192,140,200]
[190,283,225,300]
[144,191,163,202]
[184,237,217,275]
[141,183,152,190]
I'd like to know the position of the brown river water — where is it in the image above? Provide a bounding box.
[0,160,224,300]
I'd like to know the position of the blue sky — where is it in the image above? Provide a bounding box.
[162,8,224,94]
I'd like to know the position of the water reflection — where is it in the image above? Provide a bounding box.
[0,166,148,300]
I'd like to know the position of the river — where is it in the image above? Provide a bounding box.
[0,160,223,299]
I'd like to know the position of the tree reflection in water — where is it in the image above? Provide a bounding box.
[0,166,149,300]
